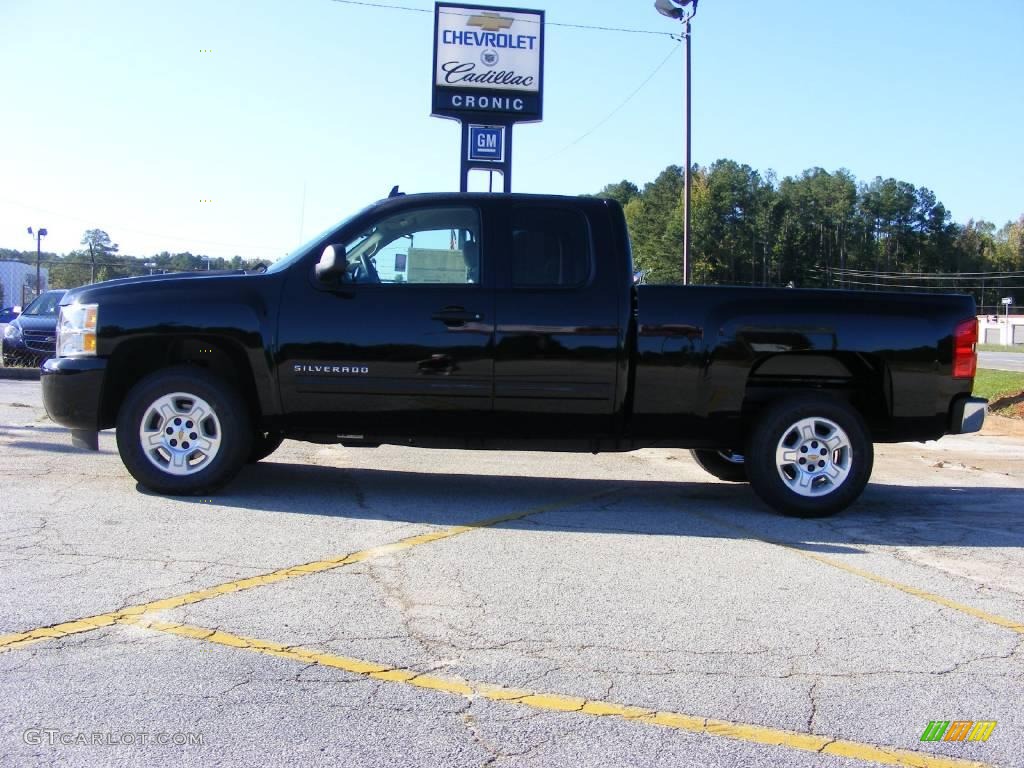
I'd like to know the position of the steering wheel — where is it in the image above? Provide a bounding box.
[359,252,380,283]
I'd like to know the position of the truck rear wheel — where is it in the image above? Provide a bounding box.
[116,366,251,495]
[689,449,747,482]
[745,395,872,518]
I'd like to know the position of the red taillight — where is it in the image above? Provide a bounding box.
[953,318,978,379]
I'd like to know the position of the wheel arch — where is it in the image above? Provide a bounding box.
[741,352,891,437]
[99,336,264,429]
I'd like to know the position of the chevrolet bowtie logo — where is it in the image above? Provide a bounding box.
[467,11,514,32]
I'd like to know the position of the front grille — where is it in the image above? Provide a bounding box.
[23,331,56,353]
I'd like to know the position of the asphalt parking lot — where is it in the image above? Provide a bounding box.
[1,378,1022,768]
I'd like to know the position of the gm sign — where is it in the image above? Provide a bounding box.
[468,125,505,162]
[432,3,545,122]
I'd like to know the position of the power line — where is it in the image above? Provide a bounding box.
[326,0,679,37]
[829,267,1024,279]
[831,278,1024,290]
[821,270,1024,282]
[327,0,430,13]
[539,42,682,162]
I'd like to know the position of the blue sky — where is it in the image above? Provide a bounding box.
[1,0,1021,261]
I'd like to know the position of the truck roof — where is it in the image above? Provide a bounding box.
[369,192,618,210]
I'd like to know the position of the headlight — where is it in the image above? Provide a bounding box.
[3,324,20,340]
[57,303,99,357]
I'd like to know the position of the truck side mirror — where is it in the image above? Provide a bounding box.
[315,245,346,282]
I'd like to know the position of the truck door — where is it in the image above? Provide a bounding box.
[493,203,624,436]
[276,204,494,436]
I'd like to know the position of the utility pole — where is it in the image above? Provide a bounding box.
[655,0,699,285]
[27,226,48,297]
[683,11,692,285]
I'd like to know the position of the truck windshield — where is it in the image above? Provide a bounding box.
[264,205,374,275]
[21,291,65,316]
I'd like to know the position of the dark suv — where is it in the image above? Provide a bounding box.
[1,290,67,367]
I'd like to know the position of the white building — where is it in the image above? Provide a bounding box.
[978,314,1024,345]
[0,261,48,308]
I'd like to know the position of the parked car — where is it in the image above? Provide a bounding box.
[1,290,67,367]
[41,193,985,517]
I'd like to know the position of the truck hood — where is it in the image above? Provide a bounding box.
[61,270,250,305]
[8,313,59,334]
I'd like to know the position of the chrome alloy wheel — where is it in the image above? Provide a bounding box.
[774,417,852,497]
[138,392,222,476]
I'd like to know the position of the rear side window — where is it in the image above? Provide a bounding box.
[511,207,591,288]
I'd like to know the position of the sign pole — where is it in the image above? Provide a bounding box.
[461,122,513,192]
[459,121,470,192]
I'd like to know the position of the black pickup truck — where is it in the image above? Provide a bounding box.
[41,192,986,516]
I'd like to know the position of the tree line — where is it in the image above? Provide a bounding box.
[597,161,1024,314]
[3,172,1022,315]
[0,228,271,304]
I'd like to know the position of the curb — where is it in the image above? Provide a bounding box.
[0,367,41,381]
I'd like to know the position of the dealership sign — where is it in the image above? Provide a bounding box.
[432,3,545,122]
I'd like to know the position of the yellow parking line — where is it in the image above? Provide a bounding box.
[119,615,991,768]
[690,511,1024,635]
[0,491,614,653]
[792,550,1024,634]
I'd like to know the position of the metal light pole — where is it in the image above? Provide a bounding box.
[27,226,48,298]
[683,11,693,286]
[655,0,698,286]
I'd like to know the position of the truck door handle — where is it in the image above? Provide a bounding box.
[432,307,482,326]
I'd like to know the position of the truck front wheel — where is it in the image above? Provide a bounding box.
[116,367,251,495]
[689,449,747,482]
[745,396,872,518]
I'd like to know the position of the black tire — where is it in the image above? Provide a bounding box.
[116,366,252,495]
[248,431,285,463]
[744,395,872,518]
[690,449,748,482]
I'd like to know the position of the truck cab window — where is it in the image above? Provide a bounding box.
[342,207,481,285]
[511,207,591,288]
